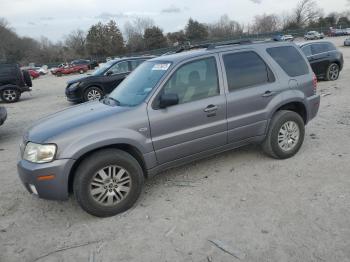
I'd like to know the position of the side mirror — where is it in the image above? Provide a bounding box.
[106,71,113,76]
[159,93,179,109]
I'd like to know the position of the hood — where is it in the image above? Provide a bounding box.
[26,101,130,143]
[67,75,98,85]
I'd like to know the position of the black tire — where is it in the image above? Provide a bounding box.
[0,88,21,103]
[79,69,84,74]
[22,70,32,87]
[262,110,305,159]
[325,63,340,81]
[73,149,144,217]
[83,86,104,102]
[56,72,62,77]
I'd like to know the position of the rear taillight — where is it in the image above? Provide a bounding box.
[312,74,317,93]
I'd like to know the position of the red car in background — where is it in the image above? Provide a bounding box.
[51,64,88,76]
[28,69,40,79]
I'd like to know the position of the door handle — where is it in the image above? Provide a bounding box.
[204,104,218,113]
[262,90,275,97]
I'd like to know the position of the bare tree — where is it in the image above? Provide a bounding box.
[208,15,243,39]
[65,30,86,57]
[251,14,280,33]
[124,17,155,52]
[293,0,323,27]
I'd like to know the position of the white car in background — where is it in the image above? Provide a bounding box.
[304,31,322,40]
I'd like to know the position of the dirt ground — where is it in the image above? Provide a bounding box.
[0,37,350,262]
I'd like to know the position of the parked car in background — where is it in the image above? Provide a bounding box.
[65,56,154,102]
[28,69,40,79]
[71,59,99,70]
[304,31,323,40]
[344,38,350,46]
[273,34,294,42]
[0,106,7,126]
[19,40,320,217]
[51,63,88,77]
[50,63,66,74]
[0,63,32,103]
[299,41,343,81]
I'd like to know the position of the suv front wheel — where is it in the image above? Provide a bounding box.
[262,110,305,159]
[0,88,21,103]
[73,149,144,217]
[84,86,104,102]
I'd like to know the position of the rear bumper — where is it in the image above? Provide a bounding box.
[306,94,320,123]
[17,158,75,200]
[0,107,7,126]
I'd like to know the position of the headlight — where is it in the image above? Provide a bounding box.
[68,82,80,90]
[23,142,57,163]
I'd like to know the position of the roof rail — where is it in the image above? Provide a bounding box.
[207,38,273,50]
[173,38,272,54]
[175,43,214,53]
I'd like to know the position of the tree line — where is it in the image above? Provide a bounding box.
[1,0,349,64]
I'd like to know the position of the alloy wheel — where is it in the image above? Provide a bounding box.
[3,89,18,102]
[87,89,102,101]
[278,121,300,152]
[90,165,132,206]
[328,64,339,81]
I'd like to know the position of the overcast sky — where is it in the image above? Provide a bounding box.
[0,0,349,42]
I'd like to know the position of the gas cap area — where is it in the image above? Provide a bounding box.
[288,79,299,89]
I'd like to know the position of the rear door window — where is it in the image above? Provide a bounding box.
[311,43,328,55]
[267,46,309,77]
[223,51,274,91]
[301,45,312,57]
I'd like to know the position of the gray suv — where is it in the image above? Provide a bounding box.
[18,41,320,217]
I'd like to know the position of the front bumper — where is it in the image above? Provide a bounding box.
[306,94,320,123]
[17,158,75,200]
[0,107,7,126]
[65,87,82,103]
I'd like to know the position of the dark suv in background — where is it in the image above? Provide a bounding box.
[19,40,320,217]
[65,56,154,102]
[299,41,343,81]
[0,63,32,103]
[71,59,99,70]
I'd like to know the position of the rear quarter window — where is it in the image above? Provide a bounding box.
[267,46,309,77]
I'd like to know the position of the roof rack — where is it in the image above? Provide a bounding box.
[174,38,272,53]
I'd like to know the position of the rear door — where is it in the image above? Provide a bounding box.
[309,43,330,77]
[220,50,279,143]
[103,61,130,93]
[147,55,227,164]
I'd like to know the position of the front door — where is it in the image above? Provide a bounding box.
[147,56,227,164]
[103,61,130,93]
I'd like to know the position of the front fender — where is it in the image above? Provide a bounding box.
[58,128,152,160]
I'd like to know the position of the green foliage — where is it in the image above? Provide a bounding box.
[86,20,124,57]
[185,18,209,41]
[143,26,167,50]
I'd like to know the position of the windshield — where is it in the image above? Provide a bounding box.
[107,61,171,106]
[92,60,115,76]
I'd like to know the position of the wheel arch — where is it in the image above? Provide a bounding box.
[273,101,307,124]
[68,143,148,193]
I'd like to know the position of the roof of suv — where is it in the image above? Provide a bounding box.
[151,40,300,64]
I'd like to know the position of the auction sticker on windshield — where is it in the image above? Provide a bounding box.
[152,63,171,71]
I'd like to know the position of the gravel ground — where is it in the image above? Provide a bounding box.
[0,37,350,262]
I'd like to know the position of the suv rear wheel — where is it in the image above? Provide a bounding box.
[326,63,339,81]
[0,88,21,103]
[262,110,305,159]
[73,149,144,217]
[84,86,104,102]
